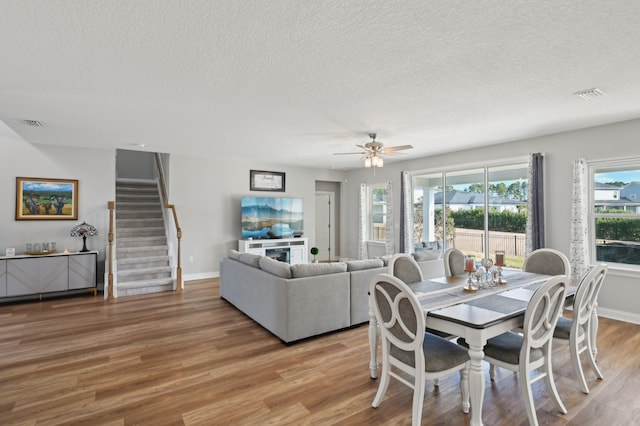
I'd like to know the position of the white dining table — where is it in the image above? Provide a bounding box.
[368,270,576,426]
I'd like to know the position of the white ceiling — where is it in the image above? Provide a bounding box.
[1,1,640,170]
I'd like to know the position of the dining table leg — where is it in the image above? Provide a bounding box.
[368,295,379,379]
[467,341,486,426]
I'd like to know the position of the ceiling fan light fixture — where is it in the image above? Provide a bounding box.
[364,157,372,168]
[371,155,383,167]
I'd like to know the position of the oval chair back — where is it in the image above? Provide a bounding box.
[523,248,571,281]
[444,248,465,277]
[388,254,424,284]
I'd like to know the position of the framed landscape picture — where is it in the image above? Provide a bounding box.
[16,177,79,220]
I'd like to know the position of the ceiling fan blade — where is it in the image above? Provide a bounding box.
[383,151,409,156]
[383,145,413,152]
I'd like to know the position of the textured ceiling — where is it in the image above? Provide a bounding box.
[1,0,640,170]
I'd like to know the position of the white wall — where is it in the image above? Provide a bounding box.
[0,135,347,284]
[2,118,638,322]
[341,118,640,323]
[169,154,347,280]
[1,136,114,278]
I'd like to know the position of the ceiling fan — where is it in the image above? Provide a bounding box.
[333,133,413,168]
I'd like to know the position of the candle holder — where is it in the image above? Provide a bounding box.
[463,255,478,292]
[496,265,507,284]
[494,251,507,284]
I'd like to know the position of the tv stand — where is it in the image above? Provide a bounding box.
[238,237,308,265]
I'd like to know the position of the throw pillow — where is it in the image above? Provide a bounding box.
[412,251,441,262]
[344,259,384,272]
[377,255,393,266]
[259,256,292,278]
[235,252,261,268]
[290,262,347,278]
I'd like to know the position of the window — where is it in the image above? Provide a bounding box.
[369,184,388,241]
[591,162,640,267]
[413,161,529,267]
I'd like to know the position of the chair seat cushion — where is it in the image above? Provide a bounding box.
[458,333,543,365]
[485,332,544,365]
[553,316,572,339]
[392,332,469,371]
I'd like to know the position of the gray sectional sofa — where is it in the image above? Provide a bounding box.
[219,250,443,344]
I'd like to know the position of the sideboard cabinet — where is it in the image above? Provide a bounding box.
[0,251,97,302]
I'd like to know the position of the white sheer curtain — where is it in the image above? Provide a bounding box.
[384,181,394,256]
[358,183,367,259]
[399,171,413,254]
[569,158,590,282]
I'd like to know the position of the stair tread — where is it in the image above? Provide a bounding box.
[118,255,169,262]
[119,265,171,273]
[118,235,166,240]
[118,277,174,288]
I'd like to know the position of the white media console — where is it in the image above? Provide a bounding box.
[238,237,308,265]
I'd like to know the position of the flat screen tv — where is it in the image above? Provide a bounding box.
[241,196,304,239]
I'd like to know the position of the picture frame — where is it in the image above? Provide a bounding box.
[16,177,79,220]
[250,170,286,192]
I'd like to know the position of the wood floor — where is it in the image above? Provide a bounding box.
[1,279,638,426]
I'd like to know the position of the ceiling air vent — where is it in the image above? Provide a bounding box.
[574,88,605,100]
[22,119,43,127]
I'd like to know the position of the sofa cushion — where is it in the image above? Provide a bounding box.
[345,258,384,272]
[290,262,348,278]
[377,255,393,266]
[228,249,261,268]
[259,256,292,278]
[412,251,441,262]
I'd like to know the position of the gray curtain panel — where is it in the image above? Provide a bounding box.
[528,153,545,252]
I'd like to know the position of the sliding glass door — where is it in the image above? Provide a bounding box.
[412,161,529,267]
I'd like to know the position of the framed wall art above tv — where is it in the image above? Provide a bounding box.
[250,170,285,192]
[15,177,79,220]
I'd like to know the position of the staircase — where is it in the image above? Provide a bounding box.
[115,179,174,296]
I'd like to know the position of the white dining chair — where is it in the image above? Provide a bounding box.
[388,253,423,284]
[370,273,470,426]
[523,248,571,281]
[389,253,453,346]
[464,275,569,426]
[444,248,465,277]
[554,263,608,394]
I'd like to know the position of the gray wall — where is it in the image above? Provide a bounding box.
[116,149,156,180]
[341,118,640,324]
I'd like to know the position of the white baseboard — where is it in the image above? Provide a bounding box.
[597,307,640,325]
[184,271,219,282]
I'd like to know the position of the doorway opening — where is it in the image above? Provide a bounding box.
[315,181,341,262]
